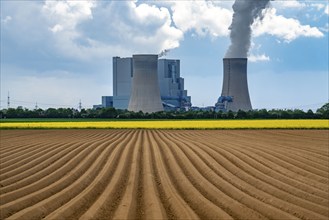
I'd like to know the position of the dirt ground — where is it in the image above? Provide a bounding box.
[0,130,328,219]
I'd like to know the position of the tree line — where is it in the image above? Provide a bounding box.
[0,103,328,119]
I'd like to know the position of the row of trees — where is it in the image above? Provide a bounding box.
[1,103,328,119]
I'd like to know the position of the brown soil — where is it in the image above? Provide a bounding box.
[0,130,328,219]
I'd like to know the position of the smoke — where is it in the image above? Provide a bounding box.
[225,0,270,58]
[159,49,170,58]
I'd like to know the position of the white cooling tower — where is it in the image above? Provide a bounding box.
[128,54,164,113]
[220,58,252,112]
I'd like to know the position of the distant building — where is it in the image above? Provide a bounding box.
[102,96,113,108]
[92,104,102,109]
[113,57,133,109]
[158,59,191,111]
[112,56,191,111]
[93,96,113,109]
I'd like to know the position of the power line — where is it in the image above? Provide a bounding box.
[0,99,71,107]
[0,99,94,109]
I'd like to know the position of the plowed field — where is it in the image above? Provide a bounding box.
[0,130,328,219]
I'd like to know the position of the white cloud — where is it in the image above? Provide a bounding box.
[169,0,325,43]
[311,3,325,11]
[253,8,324,42]
[50,24,63,33]
[43,1,95,32]
[272,0,306,9]
[119,2,184,52]
[171,1,232,38]
[248,54,270,62]
[320,23,329,32]
[1,16,12,24]
[41,1,183,59]
[41,0,100,59]
[5,0,324,62]
[325,5,329,15]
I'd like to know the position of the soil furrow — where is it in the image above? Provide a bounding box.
[0,131,123,200]
[0,142,81,184]
[140,131,167,219]
[78,130,139,220]
[171,132,329,219]
[164,131,303,220]
[203,139,329,200]
[0,129,327,220]
[149,130,199,219]
[43,130,136,219]
[195,132,329,194]
[0,131,128,219]
[111,131,142,219]
[174,131,329,205]
[155,130,234,220]
[224,134,329,178]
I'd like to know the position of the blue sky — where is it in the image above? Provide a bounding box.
[1,0,328,110]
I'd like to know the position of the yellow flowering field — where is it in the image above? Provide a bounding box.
[1,119,328,129]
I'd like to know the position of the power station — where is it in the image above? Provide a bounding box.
[94,55,253,113]
[216,58,252,112]
[128,55,164,113]
[108,55,191,111]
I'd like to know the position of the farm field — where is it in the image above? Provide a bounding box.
[0,130,328,219]
[1,119,328,129]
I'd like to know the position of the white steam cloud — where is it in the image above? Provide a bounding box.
[225,0,271,58]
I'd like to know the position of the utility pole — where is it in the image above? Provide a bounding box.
[78,99,82,111]
[7,91,10,109]
[35,102,38,110]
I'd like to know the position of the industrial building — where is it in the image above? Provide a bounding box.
[112,56,191,111]
[92,96,113,109]
[215,58,252,112]
[128,55,163,113]
[113,57,133,110]
[158,59,191,111]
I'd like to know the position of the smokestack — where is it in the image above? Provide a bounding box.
[128,54,164,113]
[220,58,252,112]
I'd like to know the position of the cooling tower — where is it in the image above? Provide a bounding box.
[220,58,252,112]
[128,54,164,113]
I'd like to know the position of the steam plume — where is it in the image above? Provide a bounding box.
[225,0,270,58]
[159,49,170,58]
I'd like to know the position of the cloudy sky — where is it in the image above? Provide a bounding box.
[1,0,328,110]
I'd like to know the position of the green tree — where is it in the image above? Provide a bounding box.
[45,108,59,118]
[316,103,329,119]
[100,107,117,118]
[258,109,269,119]
[305,109,314,119]
[236,110,247,119]
[226,110,234,119]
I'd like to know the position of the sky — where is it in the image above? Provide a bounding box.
[1,0,328,111]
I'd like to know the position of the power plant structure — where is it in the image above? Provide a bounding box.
[215,58,252,112]
[112,57,133,109]
[128,55,164,113]
[95,55,253,113]
[158,59,191,110]
[110,56,191,111]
